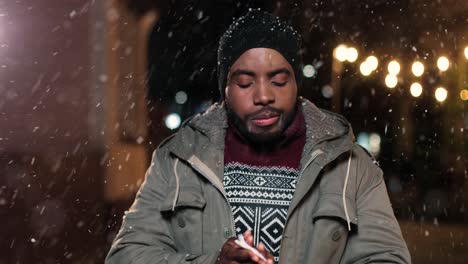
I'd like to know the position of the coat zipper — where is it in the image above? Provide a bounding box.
[299,149,324,175]
[187,155,236,237]
[278,148,323,263]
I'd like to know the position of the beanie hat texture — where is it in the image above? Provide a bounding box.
[217,9,303,98]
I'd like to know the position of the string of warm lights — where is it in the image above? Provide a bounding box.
[166,46,468,131]
[304,44,468,102]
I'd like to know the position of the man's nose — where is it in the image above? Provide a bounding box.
[253,81,275,105]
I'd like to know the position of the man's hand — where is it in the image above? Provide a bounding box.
[242,230,274,264]
[216,230,274,264]
[215,236,253,264]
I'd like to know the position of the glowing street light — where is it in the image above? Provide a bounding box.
[385,74,398,88]
[437,56,450,72]
[388,60,401,75]
[411,61,425,77]
[410,82,423,97]
[434,87,448,102]
[360,61,373,76]
[366,56,379,71]
[334,44,348,62]
[346,47,359,62]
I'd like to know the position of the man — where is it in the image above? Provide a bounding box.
[106,10,411,264]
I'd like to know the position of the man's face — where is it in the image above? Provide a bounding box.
[225,48,298,144]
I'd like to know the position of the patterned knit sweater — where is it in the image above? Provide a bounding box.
[223,108,306,263]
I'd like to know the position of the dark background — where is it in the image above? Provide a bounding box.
[0,0,467,263]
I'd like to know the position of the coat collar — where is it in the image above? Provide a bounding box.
[187,101,228,150]
[185,97,354,156]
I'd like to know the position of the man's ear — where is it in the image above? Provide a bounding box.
[225,86,229,98]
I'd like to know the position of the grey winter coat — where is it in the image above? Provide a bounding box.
[106,99,411,264]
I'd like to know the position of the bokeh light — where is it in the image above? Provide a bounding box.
[411,61,425,77]
[165,113,181,130]
[460,89,468,101]
[369,133,381,156]
[437,56,450,72]
[334,44,348,62]
[357,132,369,150]
[346,47,358,62]
[434,87,448,102]
[366,56,379,71]
[357,132,381,156]
[321,85,334,98]
[388,60,401,75]
[410,82,423,97]
[385,74,398,88]
[302,64,316,78]
[360,61,373,76]
[175,91,188,104]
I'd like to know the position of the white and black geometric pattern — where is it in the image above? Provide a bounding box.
[224,162,299,264]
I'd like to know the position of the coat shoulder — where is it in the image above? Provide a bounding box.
[350,144,385,195]
[353,144,380,167]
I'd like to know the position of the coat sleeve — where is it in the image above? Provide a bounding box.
[341,149,411,264]
[105,149,218,264]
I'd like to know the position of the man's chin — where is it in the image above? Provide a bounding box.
[244,130,283,145]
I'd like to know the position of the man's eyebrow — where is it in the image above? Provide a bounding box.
[229,69,256,79]
[267,68,291,78]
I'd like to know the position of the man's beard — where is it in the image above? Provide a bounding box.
[225,103,296,146]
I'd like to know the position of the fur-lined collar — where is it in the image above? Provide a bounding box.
[187,97,354,152]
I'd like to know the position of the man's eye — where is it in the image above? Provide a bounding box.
[238,83,252,88]
[272,81,287,87]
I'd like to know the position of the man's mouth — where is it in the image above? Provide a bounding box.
[251,112,280,127]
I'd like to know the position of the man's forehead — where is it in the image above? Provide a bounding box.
[229,48,293,72]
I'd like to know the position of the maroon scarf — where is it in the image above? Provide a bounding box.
[224,106,306,169]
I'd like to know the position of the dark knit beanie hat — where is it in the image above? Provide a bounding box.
[217,9,303,99]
